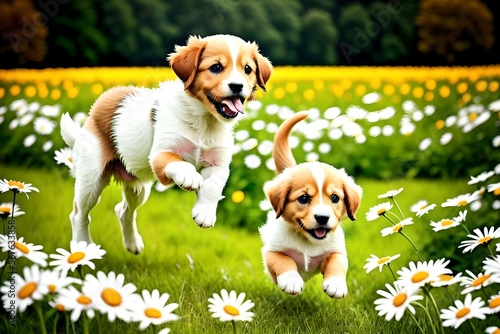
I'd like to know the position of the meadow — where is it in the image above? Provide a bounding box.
[0,66,499,333]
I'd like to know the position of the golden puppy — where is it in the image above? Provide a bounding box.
[259,111,362,298]
[60,35,272,254]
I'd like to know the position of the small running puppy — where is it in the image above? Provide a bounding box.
[60,34,272,254]
[259,111,362,298]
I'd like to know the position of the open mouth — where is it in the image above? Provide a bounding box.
[297,219,330,240]
[207,94,245,119]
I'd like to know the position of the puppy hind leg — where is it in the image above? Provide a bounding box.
[115,182,151,254]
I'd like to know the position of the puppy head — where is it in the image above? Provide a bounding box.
[264,162,362,242]
[168,34,272,122]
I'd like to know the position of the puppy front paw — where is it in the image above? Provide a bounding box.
[277,271,304,296]
[123,233,144,255]
[322,277,348,299]
[165,161,203,191]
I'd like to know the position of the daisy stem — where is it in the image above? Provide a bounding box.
[459,222,470,234]
[231,320,237,334]
[35,303,48,334]
[399,231,425,261]
[391,198,405,220]
[82,312,89,334]
[387,264,397,281]
[443,287,455,303]
[486,243,495,257]
[382,213,397,225]
[53,313,59,334]
[424,289,444,334]
[387,210,401,222]
[408,310,426,334]
[77,266,84,280]
[467,319,479,334]
[413,302,437,334]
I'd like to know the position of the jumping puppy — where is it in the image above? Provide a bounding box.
[259,111,362,298]
[60,34,272,254]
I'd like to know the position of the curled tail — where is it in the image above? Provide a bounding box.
[60,113,81,147]
[273,111,309,174]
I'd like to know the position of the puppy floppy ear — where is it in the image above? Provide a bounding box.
[264,177,290,219]
[341,171,363,221]
[168,36,206,90]
[251,42,272,92]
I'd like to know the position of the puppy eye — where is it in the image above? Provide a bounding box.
[297,194,310,205]
[244,64,252,74]
[209,63,223,74]
[331,194,340,203]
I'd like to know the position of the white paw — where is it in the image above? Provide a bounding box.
[123,233,144,255]
[322,277,348,298]
[192,204,216,228]
[165,162,203,191]
[277,271,304,295]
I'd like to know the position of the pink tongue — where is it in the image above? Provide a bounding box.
[315,228,327,238]
[222,97,244,115]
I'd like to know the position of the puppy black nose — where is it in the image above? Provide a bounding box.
[314,214,330,225]
[229,83,243,93]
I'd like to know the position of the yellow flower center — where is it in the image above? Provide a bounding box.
[392,293,407,307]
[0,206,11,213]
[144,307,162,319]
[435,120,445,130]
[419,204,427,210]
[393,224,402,233]
[56,304,65,312]
[48,284,57,293]
[15,242,29,254]
[377,208,387,215]
[411,271,429,283]
[67,251,85,263]
[8,180,24,189]
[456,307,470,319]
[489,297,500,309]
[438,274,452,281]
[377,256,391,265]
[440,219,454,227]
[223,305,240,316]
[101,288,122,307]
[18,282,37,299]
[478,236,492,244]
[472,274,490,287]
[493,329,500,334]
[77,295,92,305]
[468,112,478,122]
[457,200,468,206]
[494,188,500,196]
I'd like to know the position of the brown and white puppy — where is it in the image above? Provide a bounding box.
[60,34,272,254]
[259,111,362,298]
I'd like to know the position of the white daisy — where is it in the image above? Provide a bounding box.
[430,273,463,287]
[57,285,96,322]
[40,104,61,117]
[460,270,500,295]
[0,179,39,198]
[0,202,25,219]
[257,140,273,156]
[396,258,452,289]
[430,218,459,232]
[362,92,382,104]
[381,218,414,237]
[49,240,106,275]
[0,235,48,267]
[410,200,436,217]
[364,254,400,273]
[441,192,480,207]
[365,202,393,221]
[374,283,423,321]
[439,132,453,145]
[487,292,500,314]
[378,188,403,199]
[468,171,495,185]
[33,117,56,135]
[82,271,137,322]
[42,140,53,152]
[23,134,36,147]
[40,269,81,295]
[0,265,48,312]
[418,138,432,151]
[486,326,500,334]
[130,289,179,330]
[208,289,255,322]
[440,293,489,329]
[458,226,500,253]
[244,154,261,169]
[487,182,500,196]
[483,255,500,275]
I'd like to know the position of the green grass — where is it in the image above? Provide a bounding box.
[2,164,492,334]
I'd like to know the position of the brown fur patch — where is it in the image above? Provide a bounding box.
[150,152,183,185]
[84,86,136,169]
[321,253,348,281]
[264,251,299,282]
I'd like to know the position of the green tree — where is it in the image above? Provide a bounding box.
[299,9,339,65]
[416,0,495,63]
